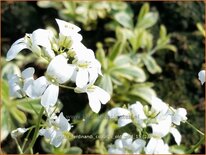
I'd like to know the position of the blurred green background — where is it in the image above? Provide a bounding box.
[1,1,205,154]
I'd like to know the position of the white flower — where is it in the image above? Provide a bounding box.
[150,115,172,138]
[108,108,132,127]
[25,55,75,107]
[39,112,71,147]
[55,18,82,42]
[108,102,147,128]
[198,70,205,85]
[144,137,171,154]
[6,29,54,61]
[11,128,29,139]
[171,108,187,125]
[108,133,146,154]
[75,85,110,113]
[8,74,24,98]
[129,102,147,128]
[150,114,182,145]
[71,48,102,88]
[150,96,169,114]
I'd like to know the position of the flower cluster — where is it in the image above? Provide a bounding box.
[7,18,110,112]
[7,19,110,147]
[108,96,187,154]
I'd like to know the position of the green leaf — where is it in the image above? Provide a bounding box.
[114,55,131,66]
[138,3,150,22]
[159,25,167,38]
[196,23,206,37]
[16,98,41,115]
[1,79,10,102]
[112,65,146,82]
[10,107,27,124]
[109,40,126,61]
[114,11,133,29]
[96,42,107,69]
[161,45,177,52]
[130,85,156,103]
[67,147,82,154]
[136,12,158,29]
[170,145,186,154]
[99,74,113,95]
[142,54,162,74]
[1,107,10,141]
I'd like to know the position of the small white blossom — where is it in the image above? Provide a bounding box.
[150,115,172,138]
[6,29,54,61]
[144,137,171,154]
[107,108,132,127]
[25,55,74,107]
[171,108,187,125]
[198,70,205,85]
[11,128,29,139]
[75,84,110,113]
[108,102,147,128]
[8,74,23,98]
[108,133,146,154]
[150,96,169,115]
[129,102,147,128]
[39,112,71,147]
[71,48,102,88]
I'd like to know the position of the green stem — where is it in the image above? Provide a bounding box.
[186,136,205,153]
[22,126,35,152]
[186,121,205,136]
[25,107,44,153]
[14,138,23,154]
[59,84,75,90]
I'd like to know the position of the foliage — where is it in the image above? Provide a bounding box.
[1,1,205,154]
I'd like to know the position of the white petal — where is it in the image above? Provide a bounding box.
[55,18,81,34]
[145,138,169,154]
[25,76,49,98]
[129,101,147,119]
[87,92,101,113]
[132,139,146,153]
[50,130,64,147]
[108,147,124,154]
[11,128,29,139]
[41,84,59,107]
[170,127,181,145]
[198,70,205,85]
[31,29,51,48]
[150,96,169,114]
[144,137,157,154]
[114,139,123,148]
[6,39,28,61]
[47,55,75,83]
[118,116,132,127]
[76,69,88,88]
[39,128,53,139]
[8,74,23,98]
[42,47,55,59]
[121,133,133,147]
[93,86,110,104]
[88,68,98,84]
[22,67,35,79]
[56,112,71,131]
[150,116,172,138]
[172,108,187,125]
[145,138,171,154]
[107,108,130,119]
